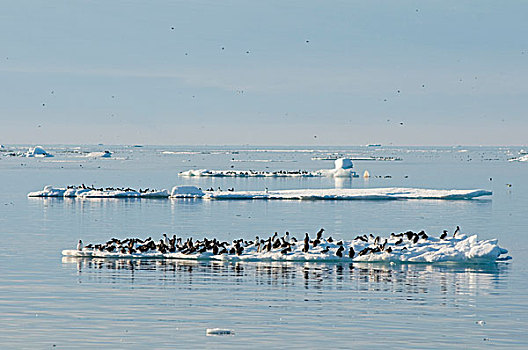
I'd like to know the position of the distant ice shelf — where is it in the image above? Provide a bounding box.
[28,185,492,200]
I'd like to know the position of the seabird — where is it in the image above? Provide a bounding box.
[303,233,310,253]
[316,228,324,240]
[336,246,344,257]
[440,230,448,240]
[454,226,460,237]
[77,240,83,251]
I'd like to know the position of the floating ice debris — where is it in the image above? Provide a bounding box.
[29,186,493,200]
[25,146,53,158]
[179,157,359,178]
[85,150,112,158]
[206,328,235,336]
[62,228,510,264]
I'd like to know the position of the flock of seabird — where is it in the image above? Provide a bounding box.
[67,184,157,193]
[180,169,318,177]
[75,226,462,259]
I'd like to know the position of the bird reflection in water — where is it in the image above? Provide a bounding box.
[63,257,509,300]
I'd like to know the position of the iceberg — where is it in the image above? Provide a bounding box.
[334,158,353,169]
[25,146,53,158]
[62,230,510,264]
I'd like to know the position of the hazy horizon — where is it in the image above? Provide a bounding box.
[1,1,527,145]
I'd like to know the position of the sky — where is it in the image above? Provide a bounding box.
[0,0,527,146]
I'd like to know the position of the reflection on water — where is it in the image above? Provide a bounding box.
[63,257,509,299]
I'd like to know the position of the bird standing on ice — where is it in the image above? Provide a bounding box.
[453,226,460,237]
[77,240,83,251]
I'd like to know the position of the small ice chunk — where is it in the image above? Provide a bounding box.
[206,328,234,336]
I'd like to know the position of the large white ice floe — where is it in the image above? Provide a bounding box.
[203,188,492,200]
[62,230,510,264]
[28,185,492,200]
[25,146,53,157]
[178,157,360,178]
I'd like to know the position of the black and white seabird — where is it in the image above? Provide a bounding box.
[336,246,344,257]
[316,228,324,240]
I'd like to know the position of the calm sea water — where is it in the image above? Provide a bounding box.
[1,145,527,349]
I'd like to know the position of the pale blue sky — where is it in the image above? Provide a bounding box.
[1,0,527,145]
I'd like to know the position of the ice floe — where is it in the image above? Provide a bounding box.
[312,154,401,161]
[509,154,528,162]
[28,185,169,198]
[85,150,112,158]
[62,229,510,264]
[179,157,359,178]
[202,188,492,200]
[28,185,492,200]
